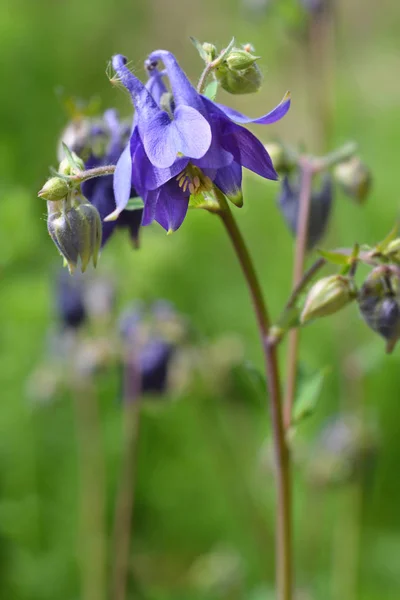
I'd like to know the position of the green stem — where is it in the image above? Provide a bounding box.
[72,373,107,600]
[283,159,314,429]
[69,164,116,184]
[111,355,142,600]
[216,195,292,600]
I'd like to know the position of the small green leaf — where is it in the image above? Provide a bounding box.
[190,37,209,62]
[292,368,330,425]
[125,197,144,211]
[318,248,350,265]
[375,223,399,253]
[216,37,236,64]
[62,142,82,171]
[204,80,218,101]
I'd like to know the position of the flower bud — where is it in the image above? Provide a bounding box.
[301,275,355,324]
[215,45,263,95]
[58,153,85,176]
[333,157,372,204]
[38,177,69,201]
[384,239,400,263]
[358,268,400,349]
[226,49,260,71]
[47,199,102,273]
[202,42,217,62]
[278,174,333,249]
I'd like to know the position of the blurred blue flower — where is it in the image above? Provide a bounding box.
[56,270,86,329]
[108,51,290,232]
[81,109,142,247]
[119,301,186,399]
[278,172,333,249]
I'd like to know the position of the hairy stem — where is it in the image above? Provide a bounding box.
[69,164,116,184]
[284,161,314,430]
[197,63,215,95]
[216,196,292,600]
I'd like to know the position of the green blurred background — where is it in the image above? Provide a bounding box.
[1,0,400,598]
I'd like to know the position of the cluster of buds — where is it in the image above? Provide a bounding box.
[358,266,400,353]
[268,141,372,250]
[296,228,400,352]
[192,38,262,95]
[39,149,102,273]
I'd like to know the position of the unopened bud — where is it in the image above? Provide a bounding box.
[333,157,372,204]
[226,49,260,71]
[38,177,69,201]
[59,153,85,176]
[215,45,262,95]
[47,199,102,273]
[202,42,217,62]
[384,239,400,263]
[358,267,400,350]
[301,275,355,324]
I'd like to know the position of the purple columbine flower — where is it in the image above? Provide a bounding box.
[81,109,142,247]
[107,51,291,232]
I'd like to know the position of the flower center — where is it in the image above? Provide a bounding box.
[176,165,213,196]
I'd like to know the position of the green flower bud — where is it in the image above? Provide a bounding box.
[47,198,102,273]
[58,153,85,176]
[384,239,400,263]
[301,275,356,324]
[333,157,372,204]
[226,49,260,71]
[38,177,69,201]
[215,61,262,95]
[202,42,217,62]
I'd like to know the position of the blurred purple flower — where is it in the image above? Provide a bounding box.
[108,51,290,232]
[119,302,185,399]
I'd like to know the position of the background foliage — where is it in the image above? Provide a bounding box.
[1,0,400,598]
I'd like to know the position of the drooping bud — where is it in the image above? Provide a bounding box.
[333,157,372,204]
[47,196,102,273]
[358,267,400,351]
[301,275,355,324]
[278,173,333,249]
[215,44,262,95]
[38,177,69,201]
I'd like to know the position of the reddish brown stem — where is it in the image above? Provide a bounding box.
[217,196,292,600]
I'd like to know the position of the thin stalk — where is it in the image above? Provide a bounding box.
[111,352,142,600]
[69,164,116,184]
[283,161,314,429]
[72,373,107,600]
[216,196,292,600]
[197,63,215,95]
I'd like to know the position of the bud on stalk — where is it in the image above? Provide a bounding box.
[301,275,356,324]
